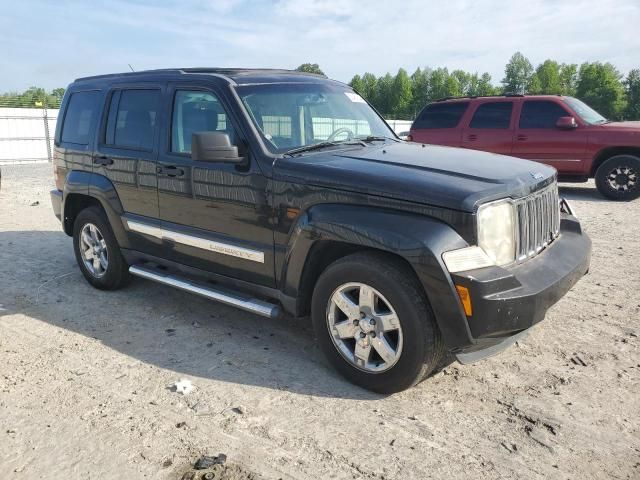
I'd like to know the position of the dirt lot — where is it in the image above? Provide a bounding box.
[0,163,638,480]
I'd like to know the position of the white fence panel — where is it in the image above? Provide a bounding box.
[0,108,58,164]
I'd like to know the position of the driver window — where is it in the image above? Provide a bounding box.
[171,90,235,154]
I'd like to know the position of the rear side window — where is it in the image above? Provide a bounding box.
[519,101,570,129]
[470,102,513,129]
[105,89,160,150]
[413,102,469,129]
[61,91,101,145]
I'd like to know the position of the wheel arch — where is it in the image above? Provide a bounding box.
[62,171,129,247]
[591,146,640,177]
[280,204,474,350]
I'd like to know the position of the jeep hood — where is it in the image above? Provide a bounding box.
[274,142,556,212]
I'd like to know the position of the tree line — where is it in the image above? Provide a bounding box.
[0,86,65,108]
[299,52,640,121]
[2,55,638,122]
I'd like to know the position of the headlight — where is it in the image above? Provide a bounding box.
[477,199,516,266]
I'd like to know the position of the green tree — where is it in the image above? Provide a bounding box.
[349,74,365,94]
[559,63,578,96]
[502,52,534,94]
[474,72,498,96]
[429,68,460,100]
[624,69,640,120]
[360,73,378,103]
[374,73,394,115]
[534,60,562,94]
[451,70,471,95]
[390,68,413,118]
[576,62,627,119]
[295,63,325,75]
[410,68,430,115]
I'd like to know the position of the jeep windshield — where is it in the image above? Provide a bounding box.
[236,83,397,154]
[564,97,608,125]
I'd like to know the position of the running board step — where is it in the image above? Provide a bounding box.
[129,265,281,319]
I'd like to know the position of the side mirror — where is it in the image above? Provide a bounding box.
[556,116,578,130]
[191,132,244,163]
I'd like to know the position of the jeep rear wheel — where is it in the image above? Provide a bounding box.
[73,206,130,290]
[311,252,444,393]
[595,155,640,201]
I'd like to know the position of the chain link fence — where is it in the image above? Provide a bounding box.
[0,98,60,165]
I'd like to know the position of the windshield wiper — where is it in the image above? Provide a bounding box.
[284,140,365,156]
[355,135,399,143]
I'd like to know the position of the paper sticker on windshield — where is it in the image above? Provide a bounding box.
[344,92,366,103]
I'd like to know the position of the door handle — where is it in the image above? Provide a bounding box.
[94,155,113,166]
[157,165,185,177]
[467,134,477,141]
[517,135,528,141]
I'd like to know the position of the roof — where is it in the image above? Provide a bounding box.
[74,68,329,85]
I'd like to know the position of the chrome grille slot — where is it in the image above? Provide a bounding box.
[515,182,560,262]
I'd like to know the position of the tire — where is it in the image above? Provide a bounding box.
[595,155,640,201]
[73,206,130,290]
[311,252,444,394]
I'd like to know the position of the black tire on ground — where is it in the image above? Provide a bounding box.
[72,206,130,290]
[311,251,444,394]
[594,154,640,201]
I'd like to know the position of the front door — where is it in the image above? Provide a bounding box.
[156,85,274,287]
[462,100,515,155]
[512,100,588,174]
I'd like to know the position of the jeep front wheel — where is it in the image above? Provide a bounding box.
[311,252,444,393]
[595,155,640,201]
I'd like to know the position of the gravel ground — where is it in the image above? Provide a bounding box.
[0,163,638,480]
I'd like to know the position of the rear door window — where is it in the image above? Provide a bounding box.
[61,91,101,145]
[469,102,513,129]
[413,102,469,129]
[105,89,160,150]
[519,101,570,129]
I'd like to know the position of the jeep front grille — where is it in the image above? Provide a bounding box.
[515,182,561,262]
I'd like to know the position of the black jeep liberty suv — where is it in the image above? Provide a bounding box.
[50,68,591,393]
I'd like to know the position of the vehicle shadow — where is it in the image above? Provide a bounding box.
[0,230,393,400]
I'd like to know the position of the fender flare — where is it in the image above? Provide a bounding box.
[280,204,475,350]
[62,171,130,247]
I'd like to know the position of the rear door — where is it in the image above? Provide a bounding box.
[462,100,515,155]
[512,99,588,173]
[95,84,163,256]
[409,101,468,146]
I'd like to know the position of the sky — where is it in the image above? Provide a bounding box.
[1,0,639,92]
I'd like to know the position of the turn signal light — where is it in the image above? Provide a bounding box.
[455,285,473,317]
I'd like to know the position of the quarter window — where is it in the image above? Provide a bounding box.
[171,90,233,154]
[61,91,101,145]
[413,102,469,129]
[469,102,513,129]
[105,89,160,150]
[519,101,570,129]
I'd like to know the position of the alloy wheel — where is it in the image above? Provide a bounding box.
[326,282,403,373]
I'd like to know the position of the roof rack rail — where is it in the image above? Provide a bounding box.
[434,93,528,102]
[74,67,327,83]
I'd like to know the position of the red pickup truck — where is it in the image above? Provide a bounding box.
[408,95,640,201]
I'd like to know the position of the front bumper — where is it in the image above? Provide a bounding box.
[51,189,62,221]
[451,214,591,361]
